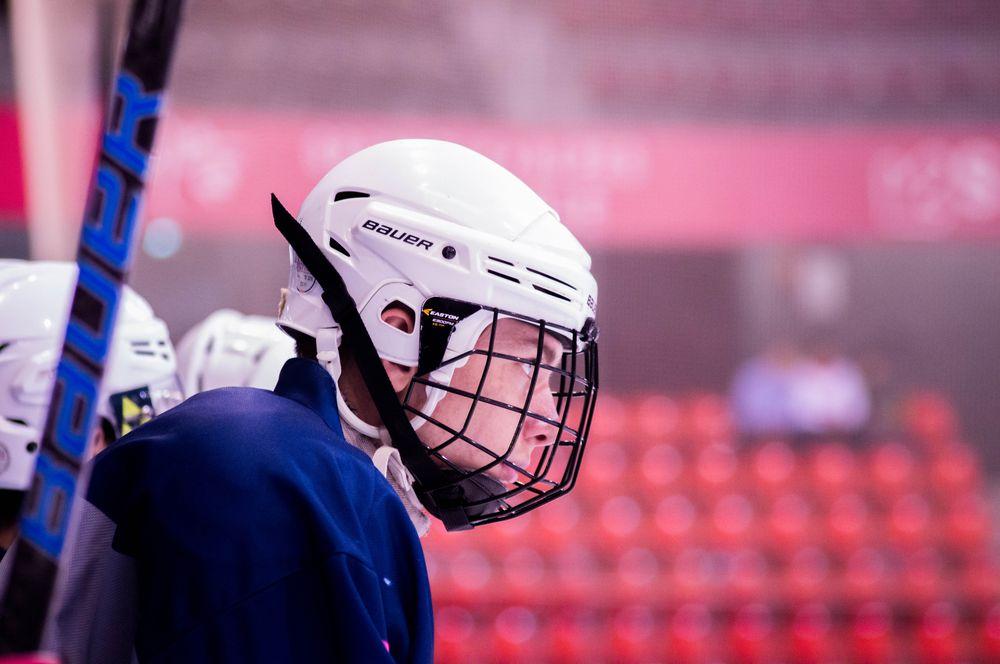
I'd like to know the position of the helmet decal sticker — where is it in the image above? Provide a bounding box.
[417,298,482,376]
[292,254,316,293]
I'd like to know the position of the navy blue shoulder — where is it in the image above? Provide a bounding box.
[87,385,396,564]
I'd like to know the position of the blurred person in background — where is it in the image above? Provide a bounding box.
[731,337,871,440]
[46,140,599,663]
[786,336,871,438]
[730,340,802,438]
[176,309,294,395]
[0,260,182,560]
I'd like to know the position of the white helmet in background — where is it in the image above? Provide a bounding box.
[0,260,183,491]
[177,309,294,394]
[274,139,599,530]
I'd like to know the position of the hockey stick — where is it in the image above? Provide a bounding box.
[0,0,185,656]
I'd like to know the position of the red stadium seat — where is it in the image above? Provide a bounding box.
[434,605,478,664]
[727,548,774,603]
[694,442,739,496]
[809,442,858,501]
[668,602,717,664]
[551,545,603,604]
[610,605,659,663]
[419,519,456,555]
[490,606,542,663]
[578,440,629,498]
[589,393,628,441]
[982,603,1000,662]
[850,602,897,664]
[750,439,799,498]
[899,548,950,606]
[789,602,836,664]
[422,548,444,597]
[652,493,703,552]
[594,494,646,553]
[824,493,873,555]
[887,493,935,551]
[637,442,686,498]
[870,441,919,498]
[535,494,583,551]
[765,493,816,558]
[477,510,536,555]
[942,491,991,553]
[671,548,718,603]
[683,393,734,445]
[917,601,963,664]
[546,609,602,664]
[447,547,496,604]
[929,444,981,497]
[728,603,778,664]
[496,546,547,605]
[958,551,1000,605]
[842,547,894,604]
[903,391,958,446]
[709,492,757,548]
[784,547,833,603]
[632,392,683,444]
[612,546,664,604]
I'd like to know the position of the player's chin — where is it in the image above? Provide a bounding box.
[483,462,519,486]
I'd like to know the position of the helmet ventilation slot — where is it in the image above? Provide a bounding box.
[532,284,572,302]
[328,236,351,257]
[487,269,520,284]
[526,266,577,291]
[333,190,370,202]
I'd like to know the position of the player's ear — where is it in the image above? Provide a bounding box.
[380,302,417,394]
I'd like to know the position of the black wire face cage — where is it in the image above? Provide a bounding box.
[403,297,599,528]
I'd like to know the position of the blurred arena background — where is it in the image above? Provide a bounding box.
[2,1,1000,661]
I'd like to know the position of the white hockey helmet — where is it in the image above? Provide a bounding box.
[0,260,183,491]
[274,139,599,530]
[177,309,295,394]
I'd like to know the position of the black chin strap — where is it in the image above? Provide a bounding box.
[271,194,481,530]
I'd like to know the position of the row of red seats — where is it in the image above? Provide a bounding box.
[578,439,981,503]
[427,544,999,606]
[435,601,1000,664]
[429,489,992,560]
[591,391,962,448]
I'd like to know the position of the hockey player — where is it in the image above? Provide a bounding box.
[50,140,599,663]
[0,260,182,559]
[176,309,295,394]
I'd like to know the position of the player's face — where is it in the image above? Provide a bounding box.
[417,318,564,485]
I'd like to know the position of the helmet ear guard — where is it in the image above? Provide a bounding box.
[272,193,599,531]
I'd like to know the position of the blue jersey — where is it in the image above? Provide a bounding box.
[47,358,434,663]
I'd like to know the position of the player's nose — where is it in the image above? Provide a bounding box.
[523,387,559,447]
